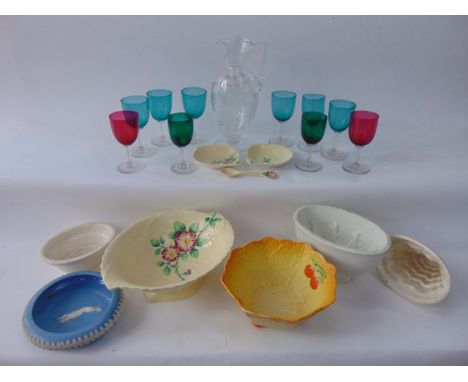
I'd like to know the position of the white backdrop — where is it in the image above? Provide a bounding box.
[1,16,468,149]
[1,16,468,365]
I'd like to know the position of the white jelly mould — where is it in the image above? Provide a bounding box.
[378,235,451,304]
[293,205,391,282]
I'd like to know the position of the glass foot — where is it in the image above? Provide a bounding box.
[321,147,348,161]
[298,141,321,152]
[171,161,197,174]
[343,161,370,174]
[268,137,293,147]
[131,145,157,158]
[295,159,322,172]
[151,136,172,147]
[117,160,145,174]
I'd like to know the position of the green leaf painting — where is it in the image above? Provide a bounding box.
[173,222,186,232]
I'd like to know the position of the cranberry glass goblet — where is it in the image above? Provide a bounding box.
[343,110,379,175]
[108,110,145,174]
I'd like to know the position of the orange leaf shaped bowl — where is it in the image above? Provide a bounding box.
[221,237,336,328]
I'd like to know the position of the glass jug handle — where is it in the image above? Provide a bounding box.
[247,41,267,90]
[210,81,217,111]
[254,41,268,86]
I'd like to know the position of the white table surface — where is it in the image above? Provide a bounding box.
[2,119,468,365]
[1,16,468,365]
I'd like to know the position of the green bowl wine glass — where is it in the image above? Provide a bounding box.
[168,112,197,174]
[295,112,327,172]
[298,93,325,153]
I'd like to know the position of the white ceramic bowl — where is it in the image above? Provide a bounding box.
[101,210,234,303]
[41,222,116,273]
[293,205,391,282]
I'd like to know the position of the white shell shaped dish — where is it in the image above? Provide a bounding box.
[247,144,293,167]
[377,235,451,304]
[41,222,116,273]
[193,144,240,168]
[101,210,234,302]
[293,205,391,281]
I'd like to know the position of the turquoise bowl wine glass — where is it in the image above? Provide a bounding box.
[181,87,207,144]
[269,90,297,147]
[298,93,326,152]
[147,89,172,147]
[321,99,356,161]
[121,95,157,157]
[168,112,197,174]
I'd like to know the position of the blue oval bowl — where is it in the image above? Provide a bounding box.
[22,271,123,350]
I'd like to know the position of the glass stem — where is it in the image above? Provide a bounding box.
[180,148,187,169]
[138,136,143,148]
[159,121,166,140]
[355,146,362,164]
[332,131,340,151]
[193,119,199,140]
[126,146,134,168]
[279,121,283,140]
[308,145,314,163]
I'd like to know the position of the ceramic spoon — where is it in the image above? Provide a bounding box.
[219,168,278,179]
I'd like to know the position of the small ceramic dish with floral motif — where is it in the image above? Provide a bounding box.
[193,144,241,168]
[246,144,293,167]
[221,237,336,328]
[101,210,234,303]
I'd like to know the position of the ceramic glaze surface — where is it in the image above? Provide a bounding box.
[193,144,240,168]
[247,144,293,167]
[41,223,116,273]
[101,210,234,299]
[221,237,336,327]
[23,271,122,349]
[378,235,451,304]
[293,205,391,280]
